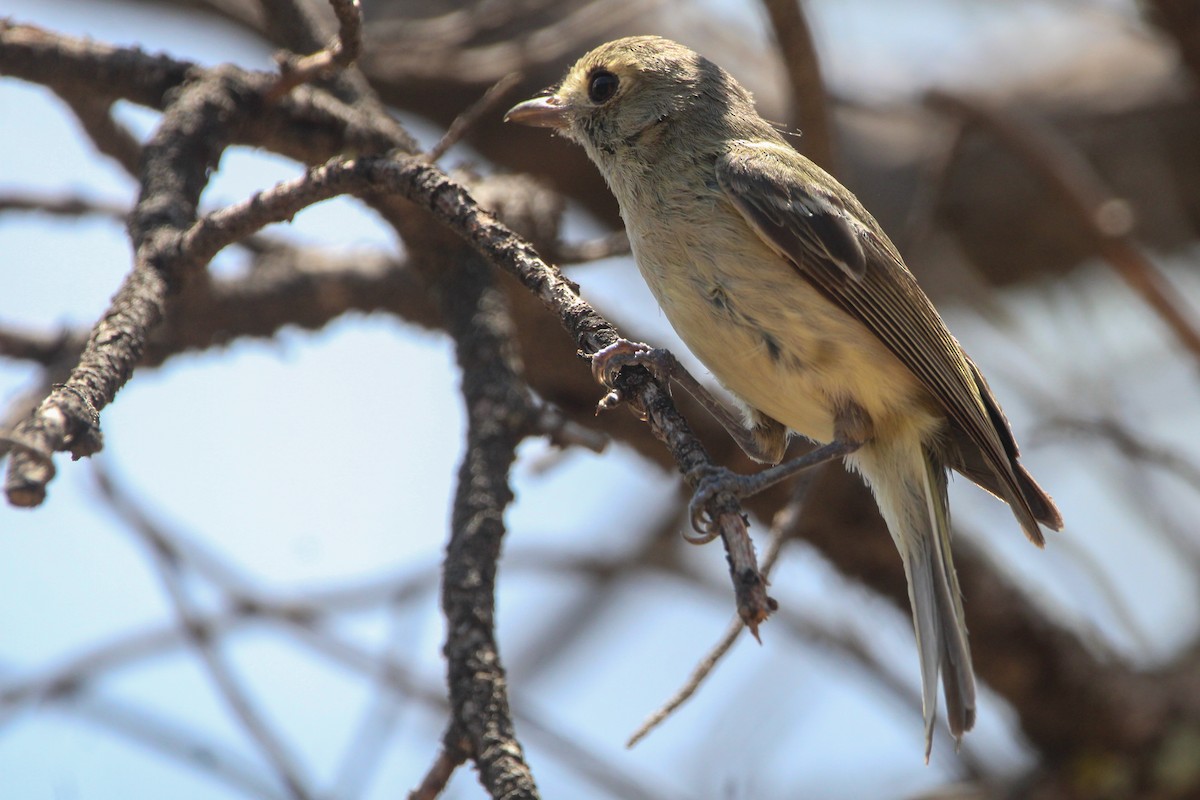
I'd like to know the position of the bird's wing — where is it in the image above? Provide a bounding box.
[716,140,1053,544]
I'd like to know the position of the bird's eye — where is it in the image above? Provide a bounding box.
[587,70,619,104]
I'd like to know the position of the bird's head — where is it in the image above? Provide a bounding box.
[505,36,761,167]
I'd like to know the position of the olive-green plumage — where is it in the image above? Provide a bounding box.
[507,35,1062,755]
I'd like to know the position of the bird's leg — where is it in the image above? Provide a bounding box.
[686,402,873,538]
[590,339,784,463]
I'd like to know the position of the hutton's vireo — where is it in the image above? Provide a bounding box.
[506,35,1061,755]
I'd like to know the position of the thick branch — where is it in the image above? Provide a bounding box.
[122,151,773,625]
[355,160,775,627]
[150,249,440,361]
[0,22,417,162]
[437,219,540,799]
[3,68,259,505]
[0,19,191,106]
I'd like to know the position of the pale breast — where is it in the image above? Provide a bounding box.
[627,206,933,445]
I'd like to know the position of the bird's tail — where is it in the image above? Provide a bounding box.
[852,436,976,760]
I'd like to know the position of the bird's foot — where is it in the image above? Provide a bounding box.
[589,339,678,413]
[687,438,865,540]
[684,464,763,543]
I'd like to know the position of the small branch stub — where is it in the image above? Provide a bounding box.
[269,0,363,100]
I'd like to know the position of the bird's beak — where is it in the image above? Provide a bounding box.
[504,95,570,129]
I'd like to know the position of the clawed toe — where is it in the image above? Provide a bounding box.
[590,339,675,388]
[685,464,744,542]
[589,339,679,416]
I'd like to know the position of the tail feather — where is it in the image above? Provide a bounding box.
[853,438,976,759]
[1015,462,1063,532]
[954,357,1063,543]
[921,451,976,744]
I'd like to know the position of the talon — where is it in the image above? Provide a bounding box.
[590,339,673,415]
[591,339,644,387]
[682,523,720,545]
[685,464,742,542]
[687,489,716,538]
[590,348,618,388]
[589,339,676,388]
[595,389,623,414]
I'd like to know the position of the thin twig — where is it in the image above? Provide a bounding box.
[0,193,127,220]
[425,72,523,164]
[1038,415,1200,495]
[330,600,413,797]
[29,685,289,800]
[0,325,82,366]
[532,400,608,453]
[56,89,143,176]
[283,618,676,800]
[0,21,418,160]
[269,0,363,100]
[92,467,315,800]
[362,0,654,83]
[175,153,771,629]
[1035,412,1200,569]
[509,506,682,679]
[408,735,468,800]
[627,471,814,747]
[626,615,742,750]
[91,464,259,596]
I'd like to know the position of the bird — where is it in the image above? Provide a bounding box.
[505,35,1062,756]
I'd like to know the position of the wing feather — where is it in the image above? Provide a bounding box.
[716,141,1058,543]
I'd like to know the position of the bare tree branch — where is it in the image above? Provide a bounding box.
[40,688,289,800]
[759,0,835,169]
[56,89,143,176]
[94,467,315,800]
[434,195,540,799]
[0,22,417,160]
[554,230,630,263]
[362,0,651,83]
[270,0,364,99]
[408,734,468,800]
[627,473,813,747]
[425,71,523,164]
[7,8,1200,797]
[3,68,256,505]
[0,192,127,220]
[926,90,1200,367]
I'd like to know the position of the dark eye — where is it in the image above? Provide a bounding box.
[587,70,619,104]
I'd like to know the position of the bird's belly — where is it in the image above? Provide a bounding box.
[639,248,930,445]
